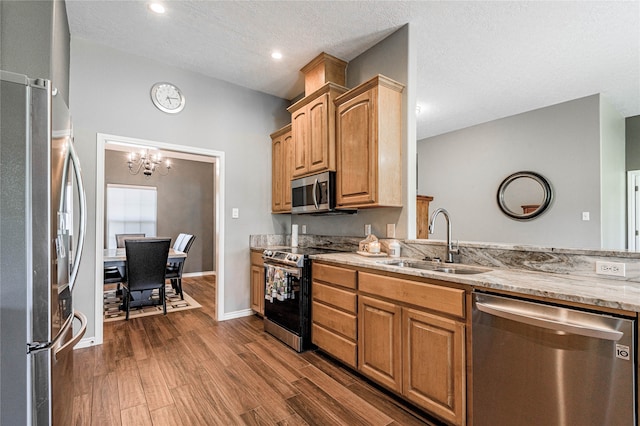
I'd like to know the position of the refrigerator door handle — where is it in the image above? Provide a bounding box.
[53,310,87,361]
[67,141,86,292]
[476,301,624,341]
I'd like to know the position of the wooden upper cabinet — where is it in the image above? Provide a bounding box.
[270,124,293,213]
[335,75,404,208]
[288,83,347,178]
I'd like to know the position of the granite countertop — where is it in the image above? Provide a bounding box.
[309,252,640,313]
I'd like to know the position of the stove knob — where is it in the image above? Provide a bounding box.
[264,250,272,256]
[289,254,298,262]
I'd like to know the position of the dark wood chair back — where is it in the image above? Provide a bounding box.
[125,238,170,292]
[122,238,170,320]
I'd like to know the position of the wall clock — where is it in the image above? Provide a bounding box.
[150,82,185,114]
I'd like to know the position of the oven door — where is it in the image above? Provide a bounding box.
[264,263,302,334]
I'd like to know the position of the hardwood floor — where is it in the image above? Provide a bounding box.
[73,276,443,425]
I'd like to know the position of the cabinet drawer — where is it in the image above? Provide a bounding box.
[312,301,356,340]
[312,282,357,313]
[359,272,465,319]
[312,323,357,368]
[250,251,264,266]
[313,263,357,289]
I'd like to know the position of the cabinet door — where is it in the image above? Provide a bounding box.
[282,132,294,210]
[403,308,465,426]
[291,108,308,177]
[271,137,284,212]
[250,264,264,315]
[358,295,402,392]
[308,94,330,173]
[336,89,377,206]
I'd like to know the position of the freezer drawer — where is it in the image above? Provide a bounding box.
[472,291,636,426]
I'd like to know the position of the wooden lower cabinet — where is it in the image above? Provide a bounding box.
[403,308,466,426]
[250,251,264,315]
[358,271,467,426]
[312,263,467,425]
[358,295,402,393]
[311,263,358,368]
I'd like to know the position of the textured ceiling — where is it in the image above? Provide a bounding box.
[66,1,640,139]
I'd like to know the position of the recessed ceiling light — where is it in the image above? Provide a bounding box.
[149,3,165,14]
[271,51,283,60]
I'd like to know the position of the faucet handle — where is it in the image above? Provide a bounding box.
[451,240,460,255]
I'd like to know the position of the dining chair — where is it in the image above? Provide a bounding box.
[104,234,146,293]
[122,238,171,320]
[166,233,196,299]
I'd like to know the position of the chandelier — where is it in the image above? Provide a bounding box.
[127,149,171,177]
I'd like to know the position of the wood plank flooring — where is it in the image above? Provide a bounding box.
[73,276,443,425]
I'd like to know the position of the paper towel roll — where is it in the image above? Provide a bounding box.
[291,224,299,247]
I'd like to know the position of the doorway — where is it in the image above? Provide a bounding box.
[94,133,225,345]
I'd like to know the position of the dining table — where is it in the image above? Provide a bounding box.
[103,247,187,268]
[103,247,187,309]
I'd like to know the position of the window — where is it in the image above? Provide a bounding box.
[106,184,157,249]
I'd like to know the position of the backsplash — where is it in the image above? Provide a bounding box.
[250,234,640,282]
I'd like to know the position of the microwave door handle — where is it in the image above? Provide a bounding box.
[313,178,319,210]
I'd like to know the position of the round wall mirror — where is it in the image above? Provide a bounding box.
[497,171,553,220]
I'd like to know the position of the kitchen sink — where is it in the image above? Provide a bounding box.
[379,259,489,275]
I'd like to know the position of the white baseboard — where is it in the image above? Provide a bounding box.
[222,308,255,321]
[183,271,216,277]
[74,336,100,349]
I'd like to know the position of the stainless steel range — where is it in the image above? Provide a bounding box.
[262,247,339,352]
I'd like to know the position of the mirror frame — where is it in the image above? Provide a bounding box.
[497,171,553,221]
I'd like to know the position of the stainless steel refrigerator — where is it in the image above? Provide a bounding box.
[1,70,87,424]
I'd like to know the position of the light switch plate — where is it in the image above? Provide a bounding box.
[232,208,239,219]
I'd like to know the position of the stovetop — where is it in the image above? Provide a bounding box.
[262,246,346,267]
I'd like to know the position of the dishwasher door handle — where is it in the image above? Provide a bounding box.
[476,301,624,341]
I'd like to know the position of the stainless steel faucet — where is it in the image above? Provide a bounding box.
[428,207,459,263]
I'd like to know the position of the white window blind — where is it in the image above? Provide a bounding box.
[106,184,157,249]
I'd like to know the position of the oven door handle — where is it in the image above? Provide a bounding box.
[265,264,301,278]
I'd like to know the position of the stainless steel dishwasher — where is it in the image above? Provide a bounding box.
[472,291,636,426]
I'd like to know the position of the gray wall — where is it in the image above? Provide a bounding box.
[104,150,215,273]
[0,0,70,103]
[417,94,625,250]
[291,24,415,240]
[70,37,290,338]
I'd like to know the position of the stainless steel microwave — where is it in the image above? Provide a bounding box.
[291,171,336,214]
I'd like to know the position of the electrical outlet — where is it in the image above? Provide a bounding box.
[595,261,626,277]
[301,225,307,234]
[364,224,371,235]
[386,224,396,238]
